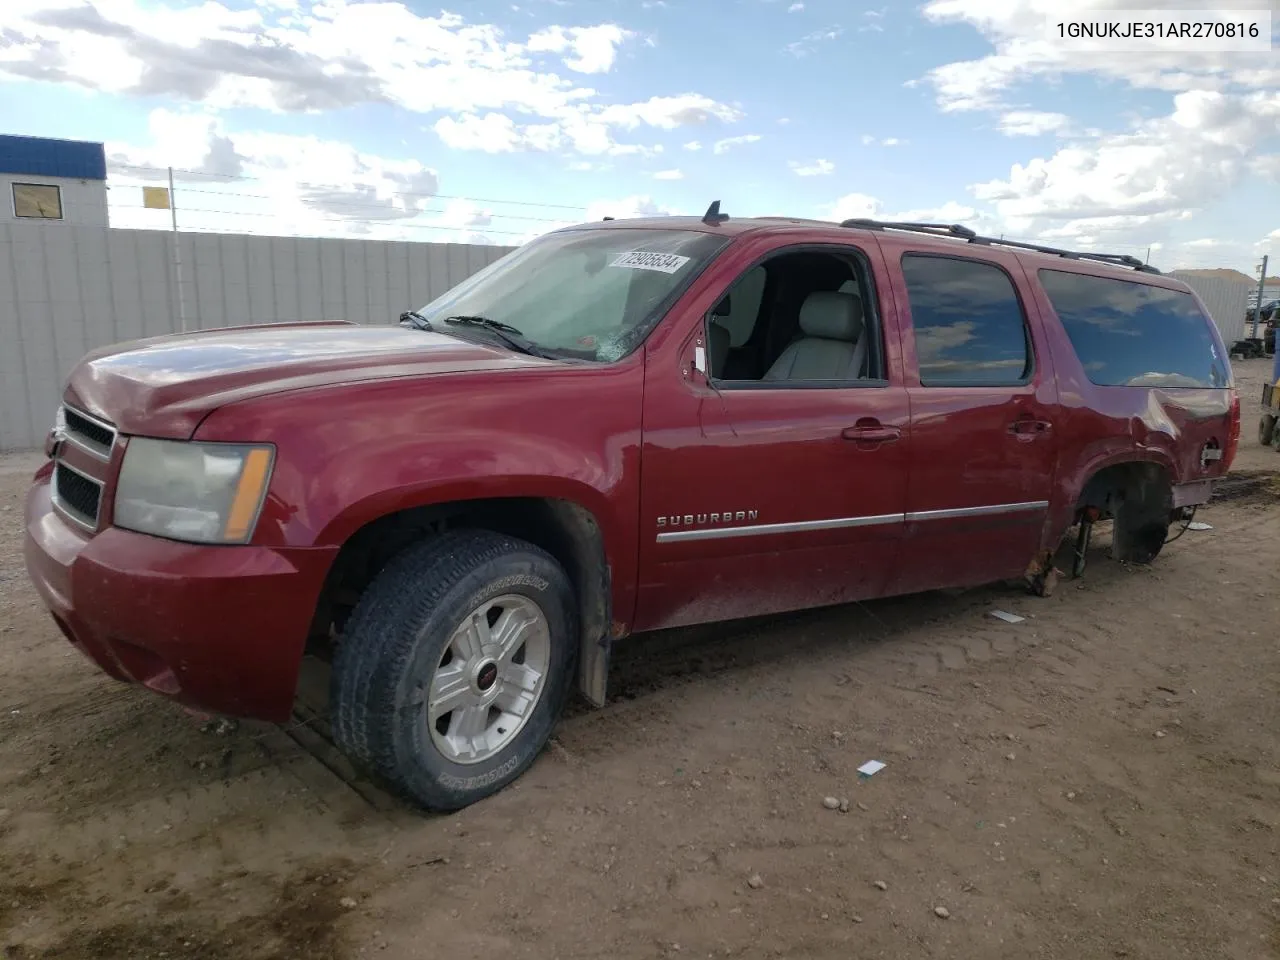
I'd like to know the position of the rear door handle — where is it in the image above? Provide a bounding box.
[842,424,901,443]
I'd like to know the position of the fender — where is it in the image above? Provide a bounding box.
[192,365,646,705]
[312,469,623,552]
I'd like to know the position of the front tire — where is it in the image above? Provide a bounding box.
[331,530,578,812]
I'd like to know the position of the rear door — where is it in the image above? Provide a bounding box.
[887,249,1061,595]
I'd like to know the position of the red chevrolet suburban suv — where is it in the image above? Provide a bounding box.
[24,208,1240,811]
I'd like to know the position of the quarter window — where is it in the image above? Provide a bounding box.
[1038,269,1228,388]
[902,254,1031,386]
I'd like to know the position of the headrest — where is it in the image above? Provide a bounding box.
[798,291,863,342]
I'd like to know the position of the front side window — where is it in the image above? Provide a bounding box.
[902,254,1031,386]
[1038,269,1228,388]
[13,182,63,220]
[707,247,885,385]
[415,228,728,361]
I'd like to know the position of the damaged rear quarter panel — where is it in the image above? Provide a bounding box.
[1019,262,1235,545]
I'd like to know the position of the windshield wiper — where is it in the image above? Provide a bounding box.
[399,310,434,331]
[443,315,555,359]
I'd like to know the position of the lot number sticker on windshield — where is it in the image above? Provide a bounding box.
[610,251,692,274]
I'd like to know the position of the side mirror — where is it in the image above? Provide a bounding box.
[713,295,731,318]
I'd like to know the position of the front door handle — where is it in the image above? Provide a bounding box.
[842,423,901,443]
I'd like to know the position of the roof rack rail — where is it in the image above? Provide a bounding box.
[838,218,1161,274]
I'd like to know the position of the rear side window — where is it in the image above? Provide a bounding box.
[901,254,1031,386]
[1038,269,1228,388]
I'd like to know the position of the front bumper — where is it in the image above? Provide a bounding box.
[23,474,337,722]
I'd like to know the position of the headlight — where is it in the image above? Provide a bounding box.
[113,438,275,544]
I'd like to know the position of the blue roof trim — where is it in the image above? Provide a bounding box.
[0,134,108,181]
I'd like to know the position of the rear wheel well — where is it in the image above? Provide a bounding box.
[1076,462,1172,516]
[1074,462,1174,564]
[309,498,611,676]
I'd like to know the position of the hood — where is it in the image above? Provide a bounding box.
[64,321,554,438]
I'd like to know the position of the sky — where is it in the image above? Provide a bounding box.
[0,0,1277,274]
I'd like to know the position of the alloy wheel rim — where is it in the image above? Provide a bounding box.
[422,594,551,765]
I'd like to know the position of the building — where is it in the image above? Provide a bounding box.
[1170,269,1254,344]
[0,134,108,226]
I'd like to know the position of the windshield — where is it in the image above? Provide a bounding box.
[414,227,729,361]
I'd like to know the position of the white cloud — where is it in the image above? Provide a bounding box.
[526,24,632,74]
[1253,155,1280,182]
[652,168,684,180]
[434,112,549,153]
[825,194,980,225]
[434,199,494,229]
[918,0,1280,113]
[788,3,804,11]
[584,195,680,222]
[785,26,842,56]
[597,94,744,130]
[432,100,748,157]
[970,91,1280,234]
[683,140,702,151]
[861,135,906,147]
[998,110,1069,137]
[827,193,882,222]
[891,201,979,223]
[790,158,834,176]
[714,134,762,154]
[104,109,482,241]
[0,2,741,158]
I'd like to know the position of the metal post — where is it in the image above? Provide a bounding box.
[1253,254,1269,341]
[1145,245,1150,265]
[169,166,188,333]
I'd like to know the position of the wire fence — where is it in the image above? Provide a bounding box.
[92,161,1171,266]
[104,163,590,243]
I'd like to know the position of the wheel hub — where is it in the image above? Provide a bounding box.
[474,659,499,693]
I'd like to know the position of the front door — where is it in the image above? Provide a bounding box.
[632,240,912,633]
[887,249,1060,595]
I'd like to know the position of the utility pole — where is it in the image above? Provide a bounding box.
[169,166,188,333]
[1253,254,1269,340]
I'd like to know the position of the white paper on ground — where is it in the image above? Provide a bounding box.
[1187,521,1213,531]
[857,760,886,777]
[990,609,1026,624]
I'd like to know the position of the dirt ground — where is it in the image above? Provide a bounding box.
[2,359,1279,960]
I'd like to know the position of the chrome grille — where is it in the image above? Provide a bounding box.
[50,404,116,533]
[52,462,102,530]
[61,405,117,459]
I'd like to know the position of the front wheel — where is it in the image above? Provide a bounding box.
[331,530,579,812]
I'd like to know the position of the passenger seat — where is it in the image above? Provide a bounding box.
[763,291,867,381]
